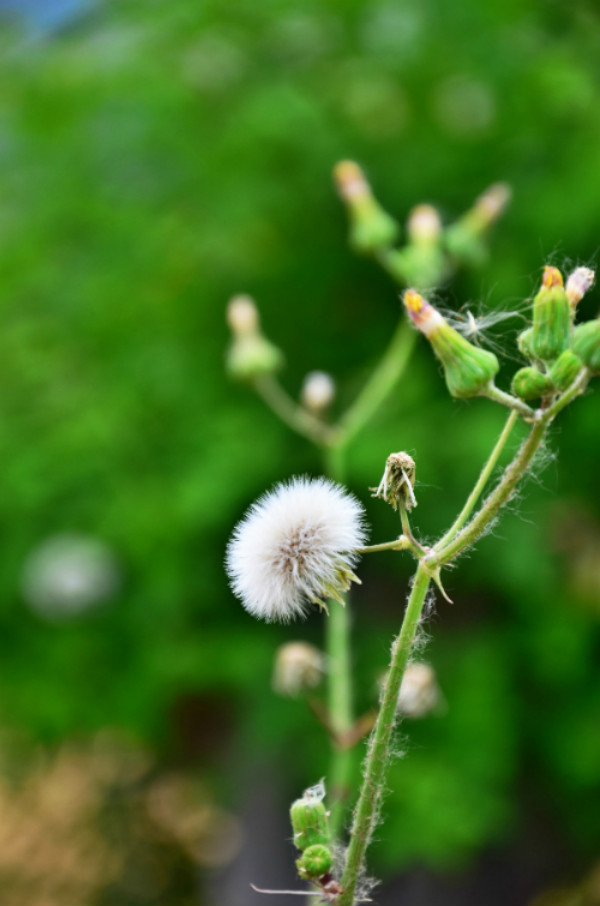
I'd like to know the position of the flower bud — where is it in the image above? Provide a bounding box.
[226,294,259,335]
[548,349,582,390]
[272,642,325,697]
[517,326,535,361]
[511,366,553,400]
[396,662,440,718]
[300,371,336,413]
[296,844,333,881]
[406,204,442,246]
[403,289,499,398]
[333,160,399,254]
[566,266,595,311]
[225,295,284,381]
[571,319,600,372]
[290,783,330,852]
[444,182,511,266]
[372,452,417,511]
[530,266,570,362]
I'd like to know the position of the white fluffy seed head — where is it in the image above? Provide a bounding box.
[226,477,368,622]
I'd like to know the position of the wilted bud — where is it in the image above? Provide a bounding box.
[333,160,399,254]
[290,781,330,852]
[530,266,571,362]
[403,289,499,398]
[300,371,336,413]
[571,319,600,373]
[444,182,511,266]
[296,844,333,881]
[396,662,440,718]
[406,204,442,246]
[225,295,284,381]
[566,267,595,310]
[372,452,417,511]
[548,349,582,390]
[511,366,553,400]
[272,642,326,697]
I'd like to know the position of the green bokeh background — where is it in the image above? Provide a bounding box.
[0,0,599,902]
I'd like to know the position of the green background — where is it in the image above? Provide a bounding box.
[0,0,599,903]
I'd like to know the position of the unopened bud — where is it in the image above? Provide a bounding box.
[225,295,284,381]
[333,160,399,254]
[226,294,259,335]
[272,642,326,697]
[530,266,570,362]
[406,204,442,246]
[290,782,330,852]
[403,289,499,398]
[511,366,553,400]
[397,662,440,718]
[472,182,512,226]
[296,844,333,881]
[549,349,582,390]
[571,319,600,373]
[517,326,535,361]
[371,452,417,511]
[444,183,511,266]
[566,267,595,310]
[300,371,336,413]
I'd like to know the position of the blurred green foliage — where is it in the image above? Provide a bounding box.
[0,0,599,886]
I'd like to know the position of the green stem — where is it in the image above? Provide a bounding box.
[357,538,410,554]
[436,409,519,551]
[253,375,336,447]
[325,598,354,838]
[323,447,355,840]
[432,372,589,568]
[334,321,417,450]
[338,564,432,906]
[483,383,535,418]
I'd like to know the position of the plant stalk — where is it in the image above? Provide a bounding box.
[338,564,432,906]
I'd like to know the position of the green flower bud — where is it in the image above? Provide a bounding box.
[296,844,333,881]
[444,183,511,267]
[530,267,571,362]
[225,295,284,381]
[548,349,582,390]
[517,326,535,360]
[511,366,553,400]
[571,319,600,373]
[403,289,499,398]
[334,161,399,254]
[290,785,330,852]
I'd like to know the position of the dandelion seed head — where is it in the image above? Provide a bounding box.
[226,477,367,622]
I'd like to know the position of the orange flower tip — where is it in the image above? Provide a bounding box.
[403,288,426,315]
[333,160,369,200]
[542,266,564,289]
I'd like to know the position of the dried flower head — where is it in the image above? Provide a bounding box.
[272,642,326,697]
[397,662,440,718]
[226,478,367,622]
[371,452,417,511]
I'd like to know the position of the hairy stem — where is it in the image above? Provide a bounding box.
[483,383,535,418]
[436,409,519,551]
[339,565,432,906]
[433,372,589,568]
